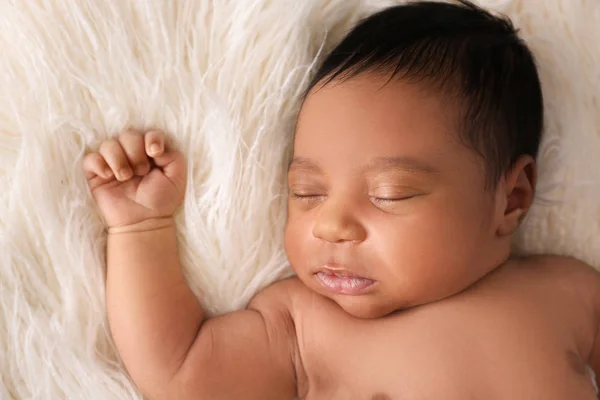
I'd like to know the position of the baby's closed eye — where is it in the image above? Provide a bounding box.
[368,183,427,208]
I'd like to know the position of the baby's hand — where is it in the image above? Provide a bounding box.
[83,129,186,229]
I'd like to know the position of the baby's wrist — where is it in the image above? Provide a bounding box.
[107,217,175,234]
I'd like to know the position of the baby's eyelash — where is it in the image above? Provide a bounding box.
[292,193,323,200]
[370,195,416,206]
[371,197,395,205]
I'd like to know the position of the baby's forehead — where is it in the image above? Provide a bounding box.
[291,74,496,184]
[297,74,461,143]
[295,81,484,170]
[302,72,460,120]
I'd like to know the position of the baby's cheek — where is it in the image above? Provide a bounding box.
[376,210,473,296]
[284,218,311,267]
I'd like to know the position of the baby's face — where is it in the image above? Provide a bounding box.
[285,74,511,318]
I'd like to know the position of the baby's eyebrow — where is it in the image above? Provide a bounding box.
[288,156,439,175]
[366,156,439,174]
[288,157,322,173]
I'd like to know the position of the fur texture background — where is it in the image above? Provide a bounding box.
[0,0,598,398]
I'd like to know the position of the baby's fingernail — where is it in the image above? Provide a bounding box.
[149,144,160,154]
[119,168,132,180]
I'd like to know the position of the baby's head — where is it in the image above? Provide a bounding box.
[284,0,543,318]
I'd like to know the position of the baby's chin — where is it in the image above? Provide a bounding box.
[329,293,409,319]
[294,271,417,318]
[324,285,460,319]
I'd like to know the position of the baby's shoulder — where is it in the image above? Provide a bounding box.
[514,254,599,285]
[502,254,600,316]
[248,276,314,315]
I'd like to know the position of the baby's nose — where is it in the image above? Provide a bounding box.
[312,202,367,244]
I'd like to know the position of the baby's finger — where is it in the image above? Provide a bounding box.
[82,152,113,180]
[144,130,165,158]
[99,139,133,182]
[151,150,187,192]
[118,129,150,176]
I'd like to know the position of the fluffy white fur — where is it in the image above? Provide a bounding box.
[0,0,598,398]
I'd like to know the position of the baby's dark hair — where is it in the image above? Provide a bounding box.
[306,0,543,187]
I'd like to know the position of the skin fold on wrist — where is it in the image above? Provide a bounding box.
[107,217,175,234]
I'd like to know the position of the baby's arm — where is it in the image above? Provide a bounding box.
[107,227,297,399]
[592,326,599,399]
[83,130,297,400]
[583,263,600,393]
[592,291,600,394]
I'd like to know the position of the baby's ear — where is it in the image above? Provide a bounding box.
[496,155,536,237]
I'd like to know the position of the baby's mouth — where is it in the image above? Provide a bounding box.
[314,267,376,295]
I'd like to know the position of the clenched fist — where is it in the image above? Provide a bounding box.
[83,129,186,230]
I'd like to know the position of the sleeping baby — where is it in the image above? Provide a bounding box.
[82,1,600,398]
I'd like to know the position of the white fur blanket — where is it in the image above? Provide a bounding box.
[0,0,598,398]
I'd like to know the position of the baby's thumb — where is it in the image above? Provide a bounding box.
[153,150,187,190]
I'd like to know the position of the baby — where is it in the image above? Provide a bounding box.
[83,1,600,399]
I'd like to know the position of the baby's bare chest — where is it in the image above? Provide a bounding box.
[294,288,596,399]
